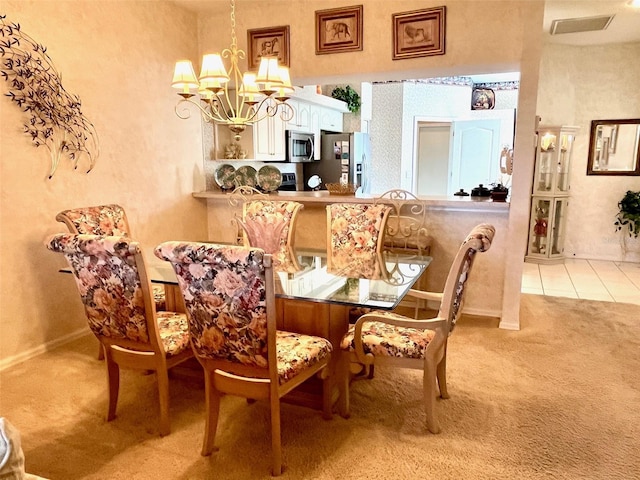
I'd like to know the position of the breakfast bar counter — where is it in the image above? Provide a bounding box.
[193,189,510,321]
[192,190,510,212]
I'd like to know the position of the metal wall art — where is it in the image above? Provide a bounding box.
[0,15,99,178]
[392,6,446,60]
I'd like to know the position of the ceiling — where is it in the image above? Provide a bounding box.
[544,0,640,45]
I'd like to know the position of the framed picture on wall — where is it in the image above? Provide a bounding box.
[315,5,363,55]
[392,6,446,60]
[471,87,496,110]
[247,25,290,71]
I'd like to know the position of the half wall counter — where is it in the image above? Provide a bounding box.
[193,190,510,320]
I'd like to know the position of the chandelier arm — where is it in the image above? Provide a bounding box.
[176,97,228,124]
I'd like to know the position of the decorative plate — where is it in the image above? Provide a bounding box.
[235,165,258,188]
[215,164,236,190]
[257,165,282,192]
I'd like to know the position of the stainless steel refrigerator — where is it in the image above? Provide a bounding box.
[303,132,371,192]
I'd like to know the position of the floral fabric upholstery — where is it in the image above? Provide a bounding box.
[56,204,167,311]
[154,242,332,384]
[156,311,190,356]
[275,331,332,383]
[240,200,303,269]
[152,285,167,311]
[449,224,495,331]
[45,234,189,356]
[56,204,130,237]
[327,204,390,277]
[340,312,436,359]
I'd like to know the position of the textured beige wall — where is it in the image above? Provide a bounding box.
[198,0,532,84]
[0,0,546,367]
[0,1,208,367]
[537,42,640,262]
[197,0,544,328]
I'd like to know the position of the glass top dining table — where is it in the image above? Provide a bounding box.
[147,247,432,311]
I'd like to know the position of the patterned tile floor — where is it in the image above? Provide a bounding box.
[521,259,640,305]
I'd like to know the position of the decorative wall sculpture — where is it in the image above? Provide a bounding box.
[0,15,99,178]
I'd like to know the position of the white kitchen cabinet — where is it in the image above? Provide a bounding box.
[286,99,312,133]
[253,104,286,161]
[252,89,346,161]
[319,107,343,133]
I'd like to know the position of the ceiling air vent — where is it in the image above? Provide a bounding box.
[550,15,614,35]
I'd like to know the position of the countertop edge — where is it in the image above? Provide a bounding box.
[192,190,510,212]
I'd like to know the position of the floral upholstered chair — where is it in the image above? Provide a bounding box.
[154,242,333,476]
[326,203,392,279]
[45,234,193,436]
[339,224,495,433]
[56,204,167,308]
[235,200,303,271]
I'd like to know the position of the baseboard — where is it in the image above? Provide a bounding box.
[401,299,502,322]
[0,328,90,372]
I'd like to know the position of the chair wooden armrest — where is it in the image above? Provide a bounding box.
[405,289,444,303]
[356,312,447,331]
[350,312,447,367]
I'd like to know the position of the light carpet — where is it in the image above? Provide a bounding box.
[1,294,639,479]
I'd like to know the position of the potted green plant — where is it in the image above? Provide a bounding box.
[615,190,640,238]
[331,85,361,113]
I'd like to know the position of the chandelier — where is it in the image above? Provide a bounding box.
[171,0,294,140]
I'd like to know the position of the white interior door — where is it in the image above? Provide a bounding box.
[450,119,501,195]
[415,123,451,195]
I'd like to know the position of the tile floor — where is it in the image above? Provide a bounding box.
[521,259,640,305]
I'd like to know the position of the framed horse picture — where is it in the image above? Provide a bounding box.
[315,5,363,55]
[247,25,290,71]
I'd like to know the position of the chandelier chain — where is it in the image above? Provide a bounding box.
[230,0,237,49]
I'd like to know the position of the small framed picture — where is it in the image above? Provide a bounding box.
[392,6,446,60]
[247,25,290,71]
[315,5,363,55]
[471,87,495,110]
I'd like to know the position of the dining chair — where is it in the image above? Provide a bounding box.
[235,200,303,270]
[45,234,193,436]
[154,241,333,476]
[339,223,495,433]
[374,189,432,255]
[56,204,167,307]
[56,204,168,360]
[326,203,392,277]
[373,189,433,316]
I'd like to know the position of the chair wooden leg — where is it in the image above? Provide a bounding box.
[97,344,105,361]
[157,366,171,436]
[269,395,282,476]
[437,356,450,399]
[423,362,441,434]
[338,352,351,418]
[105,349,119,422]
[321,368,333,421]
[201,371,221,456]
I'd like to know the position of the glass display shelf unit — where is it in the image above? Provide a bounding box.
[532,125,579,196]
[526,124,579,264]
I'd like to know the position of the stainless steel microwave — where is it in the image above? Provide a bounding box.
[286,130,315,162]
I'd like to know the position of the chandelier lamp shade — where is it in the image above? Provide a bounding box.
[171,0,294,140]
